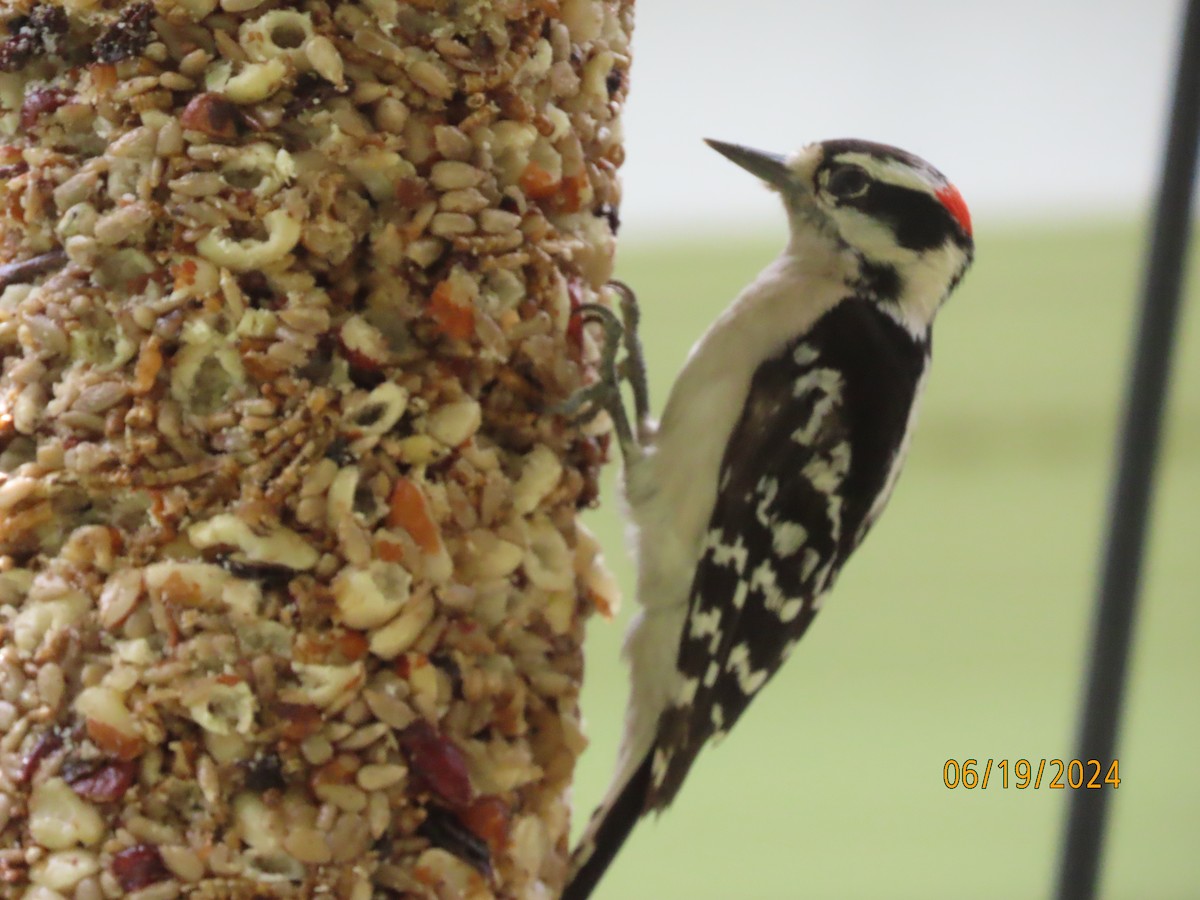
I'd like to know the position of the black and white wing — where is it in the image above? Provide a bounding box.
[647,297,929,808]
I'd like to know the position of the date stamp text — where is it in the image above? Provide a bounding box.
[943,758,1120,790]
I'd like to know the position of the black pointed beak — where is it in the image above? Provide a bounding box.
[705,139,792,189]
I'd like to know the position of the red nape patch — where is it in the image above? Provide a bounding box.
[936,183,972,237]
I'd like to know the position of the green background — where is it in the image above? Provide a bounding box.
[568,222,1200,899]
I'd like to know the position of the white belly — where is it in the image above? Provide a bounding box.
[599,237,855,802]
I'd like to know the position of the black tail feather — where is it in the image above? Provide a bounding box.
[561,754,654,900]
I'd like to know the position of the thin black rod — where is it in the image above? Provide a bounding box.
[1056,1,1200,898]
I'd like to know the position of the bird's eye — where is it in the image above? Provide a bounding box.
[824,164,870,200]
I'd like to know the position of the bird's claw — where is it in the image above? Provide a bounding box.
[554,281,649,463]
[608,282,650,431]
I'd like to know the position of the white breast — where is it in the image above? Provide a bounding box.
[627,238,854,615]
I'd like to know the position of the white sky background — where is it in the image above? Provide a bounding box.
[615,0,1184,238]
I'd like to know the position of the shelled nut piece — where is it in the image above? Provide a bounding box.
[0,0,630,895]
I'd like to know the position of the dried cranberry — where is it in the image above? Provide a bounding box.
[92,2,154,64]
[111,844,169,892]
[17,730,61,782]
[0,6,67,73]
[20,86,69,129]
[68,759,137,803]
[399,721,473,809]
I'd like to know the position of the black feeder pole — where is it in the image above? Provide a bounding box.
[1056,1,1200,898]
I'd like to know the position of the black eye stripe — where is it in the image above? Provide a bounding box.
[834,181,963,252]
[825,164,869,199]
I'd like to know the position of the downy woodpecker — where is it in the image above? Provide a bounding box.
[560,138,974,899]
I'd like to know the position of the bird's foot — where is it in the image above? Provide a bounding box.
[555,281,650,464]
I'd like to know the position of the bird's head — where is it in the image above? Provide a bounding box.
[706,137,974,335]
